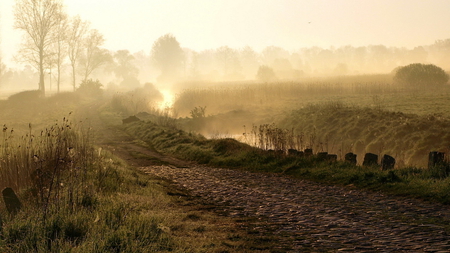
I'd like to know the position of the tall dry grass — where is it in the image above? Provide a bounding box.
[0,114,95,216]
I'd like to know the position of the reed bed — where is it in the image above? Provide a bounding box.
[0,114,96,215]
[173,80,402,116]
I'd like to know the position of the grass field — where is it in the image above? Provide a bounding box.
[168,77,450,167]
[0,92,264,252]
[112,76,450,205]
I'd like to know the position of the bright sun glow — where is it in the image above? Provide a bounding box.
[158,90,175,110]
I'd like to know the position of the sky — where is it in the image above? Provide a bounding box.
[1,0,450,68]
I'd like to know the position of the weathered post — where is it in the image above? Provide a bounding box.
[344,152,357,165]
[317,152,328,161]
[304,149,313,157]
[2,187,22,215]
[428,151,445,169]
[363,153,378,166]
[381,154,395,170]
[327,154,338,163]
[288,149,298,156]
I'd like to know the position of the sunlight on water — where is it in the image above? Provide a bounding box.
[158,90,175,110]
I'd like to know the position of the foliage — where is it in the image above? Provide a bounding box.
[113,49,139,81]
[122,117,450,205]
[190,106,206,119]
[76,79,103,96]
[256,65,277,82]
[67,15,89,91]
[393,63,449,87]
[79,29,111,82]
[109,84,163,115]
[14,0,65,95]
[151,34,184,83]
[0,97,258,252]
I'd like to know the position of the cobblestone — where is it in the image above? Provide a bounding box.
[143,165,450,252]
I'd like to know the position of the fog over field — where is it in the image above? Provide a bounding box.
[3,1,450,251]
[0,0,449,166]
[1,1,450,91]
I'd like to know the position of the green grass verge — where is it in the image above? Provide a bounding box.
[122,117,450,205]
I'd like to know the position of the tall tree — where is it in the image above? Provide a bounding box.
[151,34,184,83]
[14,0,64,96]
[67,15,88,91]
[113,49,138,80]
[215,46,242,79]
[79,29,111,82]
[51,12,68,93]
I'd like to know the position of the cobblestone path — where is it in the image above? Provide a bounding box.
[143,165,450,252]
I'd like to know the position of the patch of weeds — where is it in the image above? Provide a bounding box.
[184,213,202,221]
[193,225,206,233]
[64,217,88,244]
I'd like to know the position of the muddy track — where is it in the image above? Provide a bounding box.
[84,103,450,252]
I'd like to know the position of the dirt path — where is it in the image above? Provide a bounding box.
[84,103,450,252]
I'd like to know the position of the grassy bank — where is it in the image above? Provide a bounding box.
[0,94,265,252]
[121,111,450,205]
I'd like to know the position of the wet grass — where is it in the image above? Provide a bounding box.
[0,94,268,252]
[121,110,450,205]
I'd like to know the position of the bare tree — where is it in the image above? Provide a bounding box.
[14,0,64,96]
[67,15,88,91]
[51,12,68,93]
[79,29,111,82]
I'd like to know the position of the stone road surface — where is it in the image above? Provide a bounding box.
[143,165,450,252]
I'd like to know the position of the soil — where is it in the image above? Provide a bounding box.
[84,103,450,252]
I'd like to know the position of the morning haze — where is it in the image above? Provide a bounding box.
[1,0,450,251]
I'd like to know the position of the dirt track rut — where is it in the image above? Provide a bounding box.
[143,165,450,252]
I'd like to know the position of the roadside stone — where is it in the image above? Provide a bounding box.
[344,152,357,164]
[363,153,378,166]
[381,154,396,170]
[2,187,22,215]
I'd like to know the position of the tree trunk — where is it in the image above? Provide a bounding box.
[39,59,45,97]
[72,64,76,91]
[57,65,61,93]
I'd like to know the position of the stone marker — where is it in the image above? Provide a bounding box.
[288,149,298,156]
[304,149,313,157]
[276,150,285,156]
[381,154,396,170]
[317,152,328,161]
[2,187,22,215]
[327,154,338,163]
[122,115,140,124]
[344,153,357,165]
[428,151,445,169]
[363,153,378,166]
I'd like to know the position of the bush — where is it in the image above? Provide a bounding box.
[256,65,277,82]
[393,63,449,87]
[77,79,103,96]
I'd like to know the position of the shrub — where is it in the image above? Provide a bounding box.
[77,79,103,96]
[393,63,449,87]
[256,65,277,82]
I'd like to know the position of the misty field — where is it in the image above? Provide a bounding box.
[168,76,450,168]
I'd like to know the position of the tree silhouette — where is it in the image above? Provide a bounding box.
[256,65,277,82]
[67,15,89,91]
[14,0,64,96]
[79,29,111,82]
[151,34,184,83]
[393,63,449,87]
